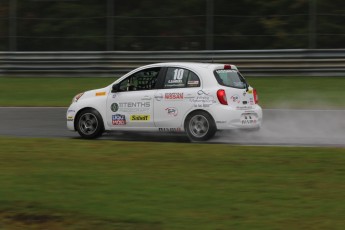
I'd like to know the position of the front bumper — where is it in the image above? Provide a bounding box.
[66,104,77,131]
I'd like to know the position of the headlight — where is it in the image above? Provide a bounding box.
[72,92,84,103]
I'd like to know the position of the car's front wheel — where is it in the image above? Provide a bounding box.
[76,109,104,139]
[185,111,216,141]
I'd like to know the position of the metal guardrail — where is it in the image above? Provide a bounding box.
[1,49,345,77]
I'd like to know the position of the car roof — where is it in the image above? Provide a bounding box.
[141,62,238,71]
[113,62,239,85]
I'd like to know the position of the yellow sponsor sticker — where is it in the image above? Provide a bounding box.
[130,115,150,121]
[95,92,106,96]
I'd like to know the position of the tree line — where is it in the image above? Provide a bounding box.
[0,0,345,51]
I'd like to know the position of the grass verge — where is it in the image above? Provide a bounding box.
[0,76,344,108]
[0,137,344,229]
[0,77,114,107]
[248,76,345,109]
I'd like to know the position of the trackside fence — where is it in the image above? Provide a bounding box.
[1,49,345,77]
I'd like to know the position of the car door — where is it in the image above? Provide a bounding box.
[154,66,202,129]
[106,67,162,129]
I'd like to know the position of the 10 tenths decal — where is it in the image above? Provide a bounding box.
[111,102,150,113]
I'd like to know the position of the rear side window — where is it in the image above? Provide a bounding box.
[214,69,247,89]
[164,67,201,89]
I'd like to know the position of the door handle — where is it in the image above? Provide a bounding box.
[143,95,152,100]
[154,94,163,101]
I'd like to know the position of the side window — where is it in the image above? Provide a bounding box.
[164,67,200,89]
[214,69,247,89]
[186,71,201,87]
[118,67,160,91]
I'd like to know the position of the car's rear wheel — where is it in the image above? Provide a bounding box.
[185,111,216,141]
[76,109,104,139]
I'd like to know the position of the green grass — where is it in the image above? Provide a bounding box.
[0,76,345,108]
[248,76,345,109]
[0,137,344,229]
[0,77,114,107]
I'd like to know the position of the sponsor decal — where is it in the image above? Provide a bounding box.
[165,107,178,116]
[241,119,257,125]
[188,80,199,85]
[191,90,216,108]
[216,121,226,124]
[119,102,150,108]
[236,106,253,110]
[165,93,184,100]
[112,94,117,98]
[115,102,151,112]
[112,114,126,125]
[130,114,150,121]
[158,128,182,132]
[111,103,119,112]
[168,79,183,84]
[230,94,241,104]
[197,90,209,96]
[243,91,247,96]
[67,110,75,113]
[165,83,185,88]
[67,116,74,121]
[95,92,106,96]
[249,97,254,105]
[216,69,237,74]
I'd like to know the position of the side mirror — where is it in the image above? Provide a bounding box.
[111,84,119,93]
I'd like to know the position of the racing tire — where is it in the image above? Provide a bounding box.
[76,109,104,139]
[185,111,216,141]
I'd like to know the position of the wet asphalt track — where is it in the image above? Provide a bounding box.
[0,107,344,147]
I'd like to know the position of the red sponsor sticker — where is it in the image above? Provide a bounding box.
[165,93,184,100]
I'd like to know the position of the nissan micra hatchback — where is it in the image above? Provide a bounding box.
[67,62,262,141]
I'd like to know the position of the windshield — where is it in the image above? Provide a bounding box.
[214,69,247,89]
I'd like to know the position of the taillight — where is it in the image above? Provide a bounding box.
[253,89,259,104]
[217,89,228,105]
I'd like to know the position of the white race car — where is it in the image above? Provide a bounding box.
[67,62,262,141]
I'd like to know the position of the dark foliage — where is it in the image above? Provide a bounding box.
[0,0,344,50]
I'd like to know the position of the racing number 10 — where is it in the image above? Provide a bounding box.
[173,69,184,80]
